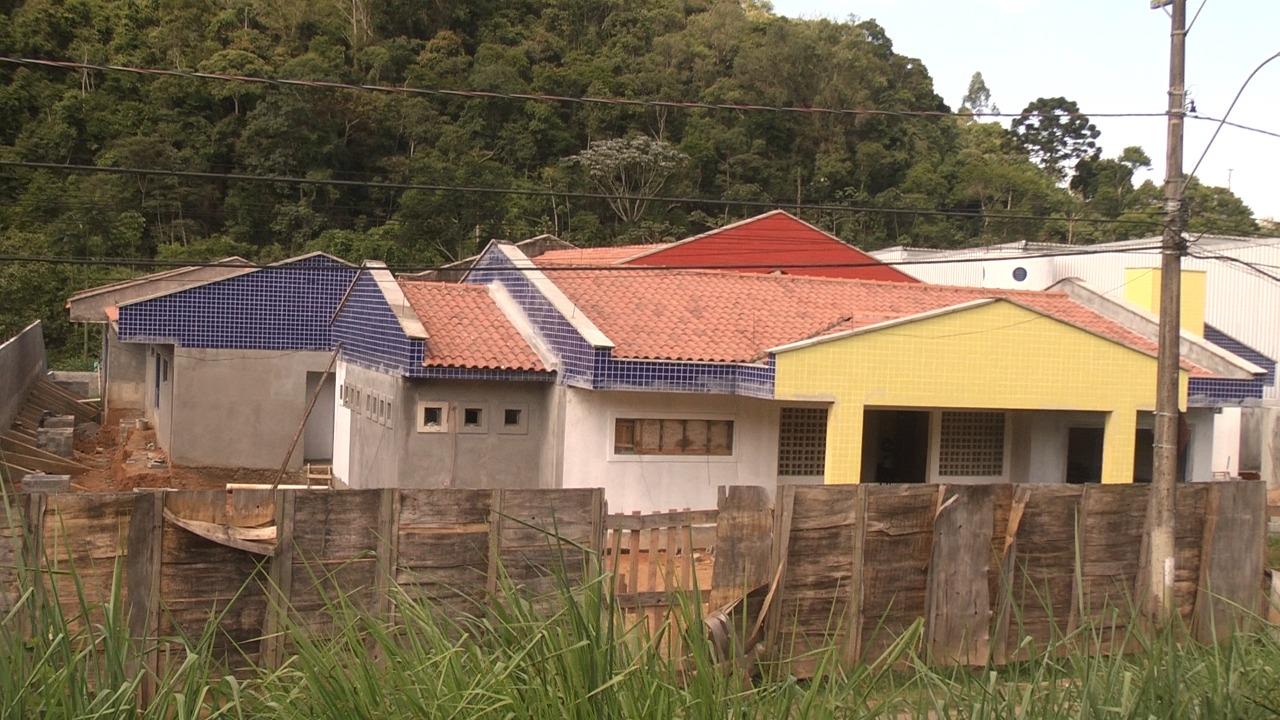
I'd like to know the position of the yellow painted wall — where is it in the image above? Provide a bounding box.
[1123,268,1206,335]
[773,300,1188,485]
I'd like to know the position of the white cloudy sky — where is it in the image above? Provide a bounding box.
[770,0,1280,221]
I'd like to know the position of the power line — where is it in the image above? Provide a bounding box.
[0,56,1172,121]
[0,242,1170,275]
[0,159,1169,229]
[1184,51,1280,188]
[6,55,1279,140]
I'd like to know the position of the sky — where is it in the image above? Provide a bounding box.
[770,0,1280,221]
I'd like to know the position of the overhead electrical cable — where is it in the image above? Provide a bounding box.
[0,160,1169,229]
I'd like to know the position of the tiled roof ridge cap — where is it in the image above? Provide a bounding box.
[560,267,1070,296]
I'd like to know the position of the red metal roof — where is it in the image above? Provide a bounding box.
[535,244,671,266]
[534,211,917,282]
[549,270,1205,372]
[397,281,546,372]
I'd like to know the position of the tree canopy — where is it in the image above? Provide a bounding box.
[0,0,1261,364]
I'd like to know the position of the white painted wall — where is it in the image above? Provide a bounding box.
[332,360,352,486]
[1185,407,1215,482]
[560,388,780,512]
[1212,406,1241,476]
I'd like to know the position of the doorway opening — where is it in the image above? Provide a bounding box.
[861,409,930,483]
[303,371,337,462]
[1065,427,1104,484]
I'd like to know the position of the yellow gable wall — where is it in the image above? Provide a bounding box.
[772,300,1188,485]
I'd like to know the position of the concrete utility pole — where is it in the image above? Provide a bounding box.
[1145,0,1186,621]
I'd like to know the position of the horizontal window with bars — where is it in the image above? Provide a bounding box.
[938,411,1005,477]
[614,418,733,456]
[778,407,827,476]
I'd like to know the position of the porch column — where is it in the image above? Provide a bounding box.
[1100,407,1137,484]
[824,401,864,484]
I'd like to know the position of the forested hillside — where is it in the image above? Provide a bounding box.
[0,0,1260,364]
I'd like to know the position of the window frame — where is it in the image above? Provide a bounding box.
[927,410,1011,484]
[607,411,738,463]
[498,403,529,435]
[458,403,489,435]
[416,401,449,433]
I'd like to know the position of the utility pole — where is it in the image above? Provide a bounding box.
[1145,0,1186,621]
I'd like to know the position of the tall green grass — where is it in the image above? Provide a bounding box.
[2,551,1279,718]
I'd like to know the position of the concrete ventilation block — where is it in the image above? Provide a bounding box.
[36,427,75,458]
[43,414,76,429]
[21,474,70,493]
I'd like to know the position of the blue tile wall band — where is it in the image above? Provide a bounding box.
[118,255,357,350]
[1191,325,1276,403]
[465,245,776,398]
[331,269,554,381]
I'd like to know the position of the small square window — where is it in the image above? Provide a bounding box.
[458,404,488,434]
[417,401,448,433]
[498,404,529,435]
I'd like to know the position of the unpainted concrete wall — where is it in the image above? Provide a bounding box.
[560,388,781,512]
[143,344,175,454]
[340,362,555,490]
[0,321,46,430]
[166,348,333,470]
[105,328,147,412]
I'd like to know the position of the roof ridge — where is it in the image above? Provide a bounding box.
[555,267,1071,296]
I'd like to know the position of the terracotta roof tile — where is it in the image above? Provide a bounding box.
[549,271,1208,373]
[397,281,546,372]
[535,244,671,266]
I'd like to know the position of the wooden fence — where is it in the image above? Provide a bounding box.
[0,481,1269,691]
[767,482,1267,676]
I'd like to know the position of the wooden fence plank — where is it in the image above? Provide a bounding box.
[925,484,996,666]
[1194,481,1266,642]
[710,485,772,609]
[126,491,162,705]
[261,490,295,669]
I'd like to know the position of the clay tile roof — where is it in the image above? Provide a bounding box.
[548,270,1208,372]
[397,281,546,372]
[535,244,671,266]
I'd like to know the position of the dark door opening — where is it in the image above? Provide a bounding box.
[1065,427,1104,484]
[861,410,929,483]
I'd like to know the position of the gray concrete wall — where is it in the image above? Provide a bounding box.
[105,328,148,412]
[48,371,99,399]
[1241,406,1265,473]
[143,344,176,454]
[1260,406,1280,489]
[0,320,46,430]
[341,362,555,490]
[167,348,333,470]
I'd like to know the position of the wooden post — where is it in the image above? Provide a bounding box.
[374,489,399,622]
[486,490,504,601]
[842,486,867,667]
[628,512,641,595]
[126,491,163,706]
[261,490,295,668]
[762,485,796,658]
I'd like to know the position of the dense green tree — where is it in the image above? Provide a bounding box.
[959,71,997,116]
[1011,97,1100,182]
[0,0,1261,363]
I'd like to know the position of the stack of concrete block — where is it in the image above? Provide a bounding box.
[36,415,76,458]
[21,473,70,493]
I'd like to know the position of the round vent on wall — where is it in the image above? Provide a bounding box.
[1012,266,1028,282]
